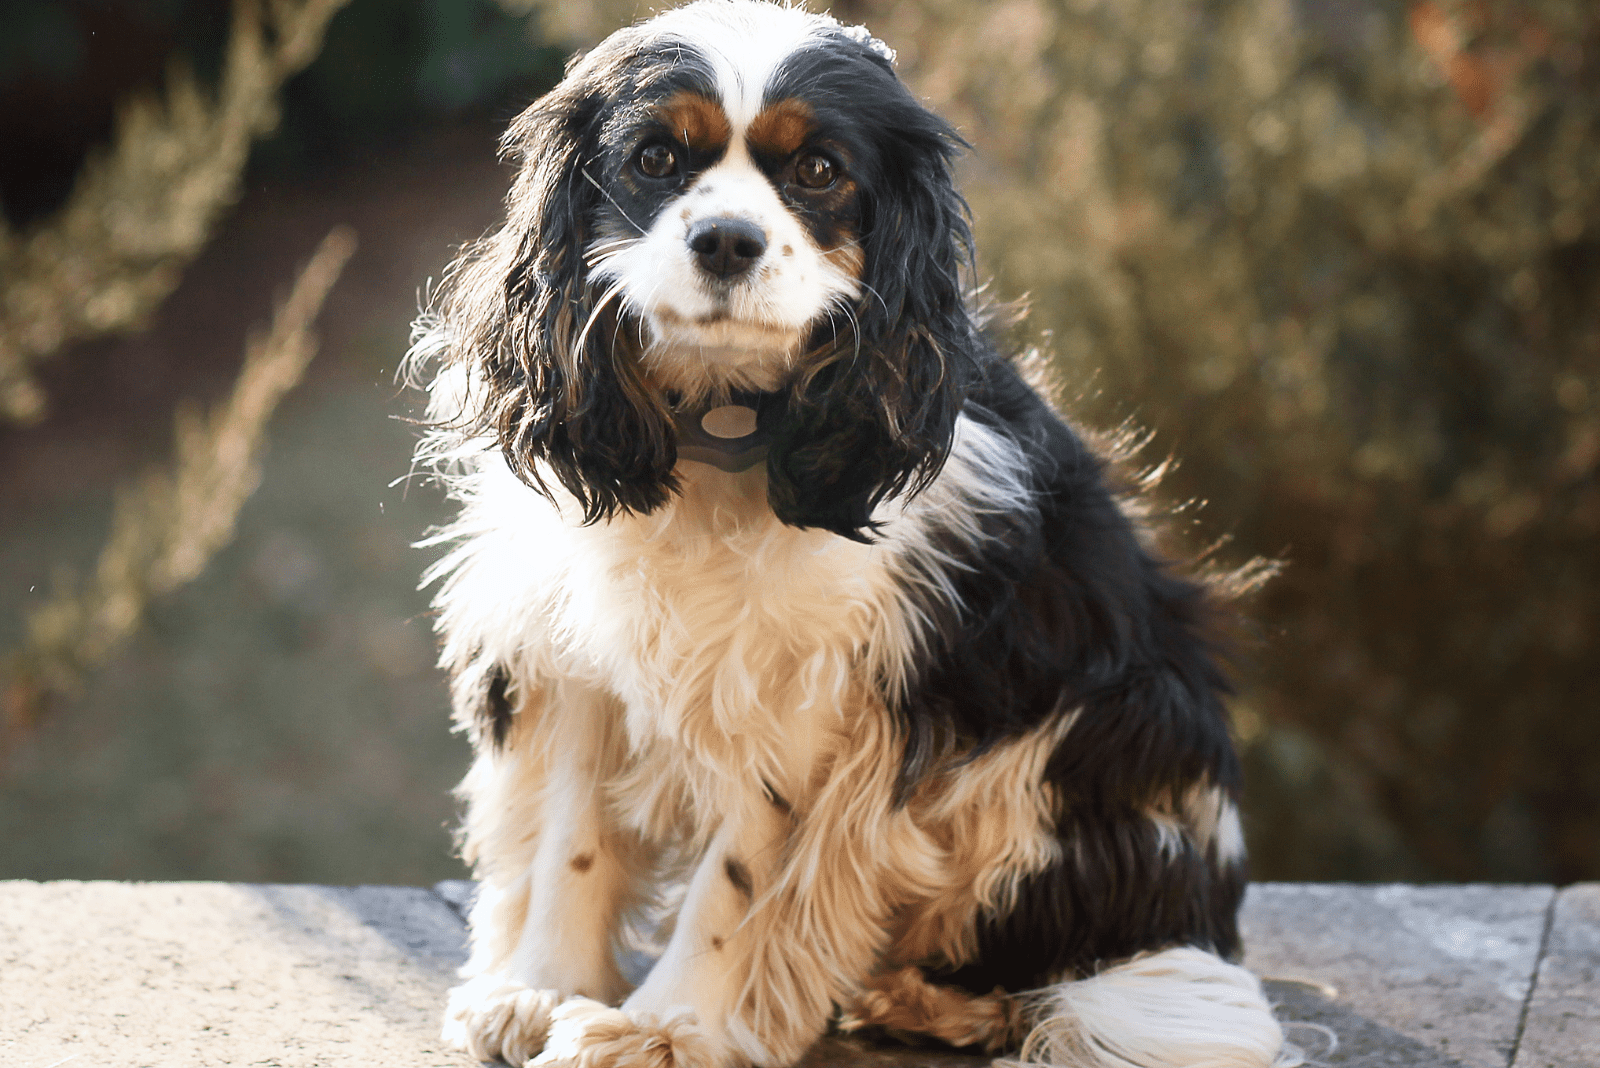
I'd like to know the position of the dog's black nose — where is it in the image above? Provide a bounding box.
[687,217,767,279]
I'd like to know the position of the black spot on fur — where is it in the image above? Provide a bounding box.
[762,779,793,817]
[482,664,514,750]
[724,856,753,899]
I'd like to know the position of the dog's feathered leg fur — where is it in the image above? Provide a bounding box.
[537,691,918,1068]
[444,675,650,1065]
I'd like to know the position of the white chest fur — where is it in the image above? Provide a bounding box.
[426,415,1030,826]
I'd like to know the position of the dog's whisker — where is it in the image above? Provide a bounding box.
[573,280,629,364]
[582,166,648,235]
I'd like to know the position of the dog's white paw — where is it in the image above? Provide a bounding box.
[442,973,563,1066]
[529,997,724,1068]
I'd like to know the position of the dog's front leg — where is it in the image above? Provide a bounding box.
[444,676,645,1065]
[531,798,790,1068]
[535,718,905,1068]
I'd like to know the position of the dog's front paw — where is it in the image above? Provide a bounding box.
[530,997,726,1068]
[443,973,563,1066]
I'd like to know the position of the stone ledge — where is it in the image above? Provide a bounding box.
[3,881,1595,1068]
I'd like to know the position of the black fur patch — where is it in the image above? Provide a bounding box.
[482,664,514,750]
[894,356,1246,989]
[939,821,1246,993]
[757,35,978,541]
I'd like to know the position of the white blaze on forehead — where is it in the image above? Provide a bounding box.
[639,0,838,128]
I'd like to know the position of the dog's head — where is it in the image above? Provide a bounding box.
[426,0,976,539]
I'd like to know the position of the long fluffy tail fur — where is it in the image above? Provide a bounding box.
[1003,948,1299,1068]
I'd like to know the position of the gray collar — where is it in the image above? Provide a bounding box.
[670,389,787,473]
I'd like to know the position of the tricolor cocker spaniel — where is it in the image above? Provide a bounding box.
[407,3,1288,1067]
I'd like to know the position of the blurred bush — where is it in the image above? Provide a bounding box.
[0,0,565,425]
[0,0,351,424]
[0,0,563,877]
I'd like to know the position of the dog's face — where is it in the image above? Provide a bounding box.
[432,0,977,539]
[583,5,871,388]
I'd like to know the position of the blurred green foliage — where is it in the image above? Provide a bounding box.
[0,0,565,223]
[265,0,566,165]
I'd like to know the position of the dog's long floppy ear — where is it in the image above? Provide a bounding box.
[438,54,677,523]
[766,55,977,542]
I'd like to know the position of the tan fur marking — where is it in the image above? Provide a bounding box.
[746,98,814,157]
[842,966,1025,1053]
[570,852,595,873]
[657,91,731,152]
[822,241,864,283]
[884,711,1076,972]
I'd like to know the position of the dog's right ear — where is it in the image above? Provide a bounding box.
[428,55,678,522]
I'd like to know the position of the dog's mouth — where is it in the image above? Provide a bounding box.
[655,304,719,326]
[652,303,788,332]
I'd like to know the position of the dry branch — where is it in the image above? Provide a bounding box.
[2,226,357,754]
[0,0,352,424]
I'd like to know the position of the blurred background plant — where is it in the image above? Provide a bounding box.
[0,0,562,881]
[1,0,1595,886]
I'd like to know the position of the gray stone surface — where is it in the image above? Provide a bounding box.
[0,880,471,1068]
[1513,883,1600,1068]
[435,877,475,919]
[5,880,1599,1067]
[1241,882,1557,1067]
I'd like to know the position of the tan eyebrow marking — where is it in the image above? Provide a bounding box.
[747,98,815,157]
[656,90,731,152]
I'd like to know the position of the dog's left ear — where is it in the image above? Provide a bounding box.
[437,48,678,523]
[767,81,977,542]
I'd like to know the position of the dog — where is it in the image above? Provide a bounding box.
[406,2,1287,1066]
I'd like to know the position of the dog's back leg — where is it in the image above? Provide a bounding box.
[974,801,1287,1068]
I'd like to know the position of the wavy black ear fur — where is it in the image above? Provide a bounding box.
[765,38,979,541]
[434,39,679,523]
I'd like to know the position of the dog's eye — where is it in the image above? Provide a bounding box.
[793,153,837,190]
[635,143,679,180]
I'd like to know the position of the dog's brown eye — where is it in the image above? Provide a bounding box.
[636,144,678,179]
[794,153,836,190]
